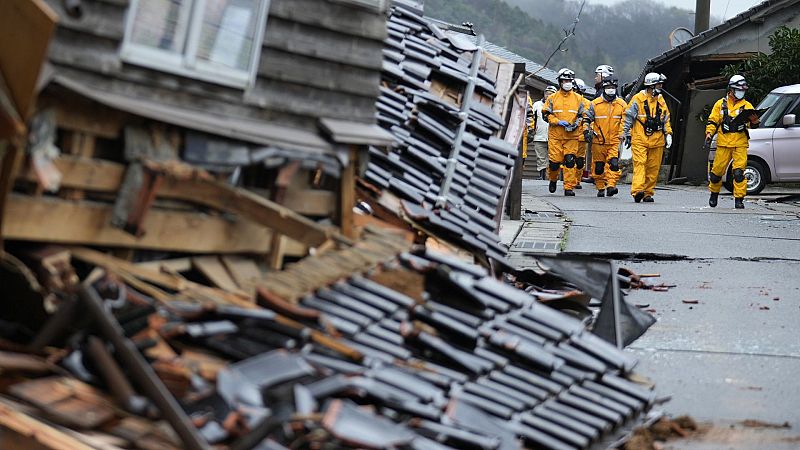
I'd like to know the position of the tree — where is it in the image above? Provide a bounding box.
[722,26,800,104]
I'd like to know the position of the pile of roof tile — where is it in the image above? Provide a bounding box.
[0,229,654,449]
[365,1,516,261]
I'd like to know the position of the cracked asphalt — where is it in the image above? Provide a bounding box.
[522,180,800,449]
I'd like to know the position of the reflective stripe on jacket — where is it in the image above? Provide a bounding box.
[705,95,755,148]
[544,90,585,141]
[588,96,628,147]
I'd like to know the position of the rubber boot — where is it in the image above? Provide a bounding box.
[597,190,605,197]
[709,192,718,208]
[539,169,547,180]
[606,186,618,197]
[634,192,644,203]
[574,184,582,190]
[735,197,744,209]
[564,190,575,196]
[548,181,557,193]
[643,196,654,203]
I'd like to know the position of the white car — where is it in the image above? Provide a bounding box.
[709,84,800,194]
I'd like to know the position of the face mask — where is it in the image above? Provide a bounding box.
[652,88,662,95]
[604,88,616,97]
[561,82,573,91]
[734,90,745,100]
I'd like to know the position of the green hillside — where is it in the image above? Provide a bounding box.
[424,0,695,83]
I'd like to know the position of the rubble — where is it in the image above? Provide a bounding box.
[0,240,656,449]
[0,1,663,449]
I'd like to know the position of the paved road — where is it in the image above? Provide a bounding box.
[522,180,800,449]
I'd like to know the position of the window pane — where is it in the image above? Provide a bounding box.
[130,0,191,53]
[195,0,259,71]
[761,95,797,128]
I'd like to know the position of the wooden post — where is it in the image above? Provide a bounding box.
[507,148,523,220]
[340,145,358,240]
[0,141,22,249]
[268,161,300,270]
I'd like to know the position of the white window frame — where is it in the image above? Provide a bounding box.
[120,0,270,89]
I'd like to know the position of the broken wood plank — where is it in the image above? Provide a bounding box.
[72,247,187,292]
[18,155,340,232]
[8,376,117,429]
[135,258,192,274]
[158,175,340,248]
[191,256,240,293]
[0,143,23,248]
[0,0,57,119]
[0,397,97,450]
[220,256,262,292]
[4,195,275,253]
[19,154,125,192]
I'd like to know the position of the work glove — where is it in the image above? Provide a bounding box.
[557,120,570,128]
[665,134,673,149]
[583,129,593,143]
[622,135,631,148]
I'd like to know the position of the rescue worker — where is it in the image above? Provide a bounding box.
[573,78,592,189]
[586,76,627,197]
[543,68,586,196]
[527,85,558,179]
[622,72,672,203]
[593,65,614,99]
[706,75,759,209]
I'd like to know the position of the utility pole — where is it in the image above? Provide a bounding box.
[695,0,710,35]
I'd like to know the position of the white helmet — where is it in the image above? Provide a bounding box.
[728,75,748,90]
[544,85,557,95]
[557,68,576,81]
[659,73,667,82]
[643,72,662,87]
[595,65,614,77]
[575,78,586,94]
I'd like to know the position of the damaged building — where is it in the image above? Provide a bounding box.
[0,0,659,449]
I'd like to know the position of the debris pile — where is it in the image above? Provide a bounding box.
[0,234,655,449]
[363,1,517,262]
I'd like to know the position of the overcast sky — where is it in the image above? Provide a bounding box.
[587,0,763,22]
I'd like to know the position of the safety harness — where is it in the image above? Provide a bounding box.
[720,98,749,136]
[639,98,664,136]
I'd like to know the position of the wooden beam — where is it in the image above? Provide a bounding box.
[4,195,276,253]
[191,256,241,293]
[20,158,336,217]
[17,156,341,248]
[0,0,57,119]
[71,247,188,292]
[159,176,337,248]
[0,398,97,450]
[220,256,262,293]
[0,143,23,249]
[19,155,125,191]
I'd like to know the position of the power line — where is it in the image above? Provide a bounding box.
[722,0,733,20]
[527,0,587,77]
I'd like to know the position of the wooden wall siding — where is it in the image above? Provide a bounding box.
[53,67,319,131]
[269,0,388,41]
[42,0,386,143]
[264,17,384,71]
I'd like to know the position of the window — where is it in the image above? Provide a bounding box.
[758,93,798,128]
[121,0,269,88]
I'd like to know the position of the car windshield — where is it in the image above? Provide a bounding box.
[758,93,798,128]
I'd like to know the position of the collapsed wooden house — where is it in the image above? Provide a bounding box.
[2,0,395,269]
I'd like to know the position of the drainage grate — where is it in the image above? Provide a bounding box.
[514,241,559,250]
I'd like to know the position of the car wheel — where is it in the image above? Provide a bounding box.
[722,159,768,195]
